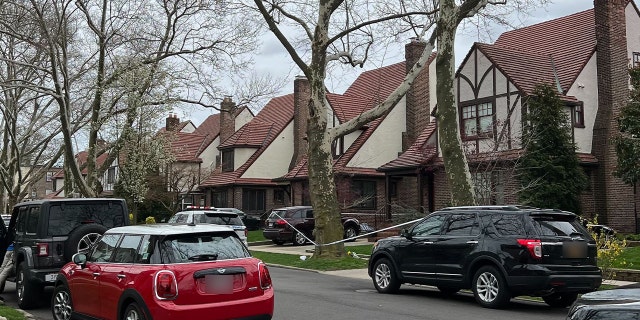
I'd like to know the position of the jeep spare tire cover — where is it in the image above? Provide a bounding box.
[64,224,108,261]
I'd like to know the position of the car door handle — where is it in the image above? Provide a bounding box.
[422,241,434,244]
[117,274,126,279]
[92,272,101,277]
[466,240,479,244]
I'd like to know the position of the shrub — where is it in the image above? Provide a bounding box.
[587,216,627,280]
[145,216,156,224]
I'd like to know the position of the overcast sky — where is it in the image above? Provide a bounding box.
[179,0,625,126]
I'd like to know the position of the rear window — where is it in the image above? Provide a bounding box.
[167,213,188,223]
[201,213,243,226]
[48,202,126,236]
[530,214,589,237]
[269,210,288,219]
[159,233,249,263]
[491,214,526,236]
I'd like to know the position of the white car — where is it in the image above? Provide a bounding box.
[168,208,248,246]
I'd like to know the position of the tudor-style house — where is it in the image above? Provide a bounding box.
[380,0,640,232]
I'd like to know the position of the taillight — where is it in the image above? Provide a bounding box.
[244,229,248,237]
[258,262,272,290]
[517,239,542,260]
[36,243,49,257]
[154,270,178,300]
[275,219,287,226]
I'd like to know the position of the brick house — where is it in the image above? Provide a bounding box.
[380,0,640,232]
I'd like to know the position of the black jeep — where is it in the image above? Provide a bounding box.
[0,198,128,309]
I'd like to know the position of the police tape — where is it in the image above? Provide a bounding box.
[269,211,423,247]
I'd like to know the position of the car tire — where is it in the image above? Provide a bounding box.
[343,225,358,241]
[293,231,307,246]
[64,224,108,261]
[437,286,460,295]
[542,292,578,308]
[16,262,42,310]
[123,302,147,320]
[372,258,401,294]
[472,266,510,309]
[51,284,73,320]
[272,239,284,245]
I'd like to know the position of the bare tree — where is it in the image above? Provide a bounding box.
[253,0,547,257]
[0,0,263,197]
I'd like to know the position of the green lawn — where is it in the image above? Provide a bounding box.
[346,244,373,256]
[248,230,267,243]
[612,246,640,269]
[0,306,26,320]
[250,250,369,271]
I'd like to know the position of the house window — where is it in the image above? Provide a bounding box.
[462,102,494,137]
[331,138,344,159]
[351,180,376,209]
[212,191,227,207]
[107,167,116,184]
[634,52,640,67]
[46,171,53,182]
[222,150,234,172]
[274,189,285,204]
[242,189,266,211]
[301,182,311,206]
[573,105,585,128]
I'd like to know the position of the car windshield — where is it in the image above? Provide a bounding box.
[48,203,126,236]
[159,233,249,263]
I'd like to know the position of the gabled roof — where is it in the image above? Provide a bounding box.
[461,9,596,97]
[200,94,295,187]
[75,151,112,174]
[168,132,207,163]
[193,114,220,149]
[219,95,294,149]
[344,62,406,99]
[378,123,438,172]
[157,120,192,133]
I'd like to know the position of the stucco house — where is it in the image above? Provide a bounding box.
[380,0,640,232]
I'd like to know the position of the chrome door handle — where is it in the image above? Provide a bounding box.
[466,240,479,244]
[423,241,434,244]
[117,274,126,279]
[92,272,100,277]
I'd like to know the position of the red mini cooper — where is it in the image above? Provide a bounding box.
[51,224,274,320]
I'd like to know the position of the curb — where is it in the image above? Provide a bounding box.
[248,240,272,246]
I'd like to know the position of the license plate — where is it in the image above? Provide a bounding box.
[45,273,58,282]
[563,241,587,258]
[205,275,233,294]
[269,223,274,228]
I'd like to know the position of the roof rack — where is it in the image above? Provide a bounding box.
[440,205,523,211]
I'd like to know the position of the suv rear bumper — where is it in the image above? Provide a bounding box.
[262,229,292,242]
[507,273,602,294]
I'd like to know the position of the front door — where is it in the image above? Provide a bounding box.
[430,212,480,283]
[100,234,142,319]
[397,213,447,281]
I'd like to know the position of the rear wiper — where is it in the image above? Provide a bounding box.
[188,254,219,261]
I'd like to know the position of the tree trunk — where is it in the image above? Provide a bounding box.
[436,0,475,206]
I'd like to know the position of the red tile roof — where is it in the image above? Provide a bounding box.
[168,132,207,163]
[75,151,112,174]
[200,94,295,187]
[378,123,438,171]
[193,114,221,149]
[470,9,596,97]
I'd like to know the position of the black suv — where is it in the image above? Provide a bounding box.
[1,198,128,309]
[263,206,361,245]
[368,205,602,309]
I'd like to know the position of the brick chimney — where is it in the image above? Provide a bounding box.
[403,38,431,151]
[165,113,180,131]
[219,96,237,144]
[592,0,635,231]
[289,76,310,170]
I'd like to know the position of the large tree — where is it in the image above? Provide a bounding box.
[253,0,546,257]
[614,66,640,228]
[0,0,265,198]
[518,83,587,213]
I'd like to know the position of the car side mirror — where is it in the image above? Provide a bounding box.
[400,229,412,239]
[72,253,87,268]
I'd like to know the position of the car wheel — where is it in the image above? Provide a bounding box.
[343,225,358,241]
[64,224,108,261]
[272,239,284,245]
[472,265,510,308]
[542,292,578,308]
[293,231,307,245]
[51,284,73,320]
[16,262,42,310]
[123,302,147,320]
[437,286,460,295]
[372,258,400,294]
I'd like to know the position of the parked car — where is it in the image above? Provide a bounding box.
[368,205,602,309]
[1,198,129,309]
[216,207,262,231]
[51,224,274,320]
[262,206,361,245]
[567,288,640,319]
[167,208,248,245]
[1,214,10,227]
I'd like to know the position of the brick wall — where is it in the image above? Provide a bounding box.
[403,39,432,151]
[220,97,236,144]
[593,0,635,232]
